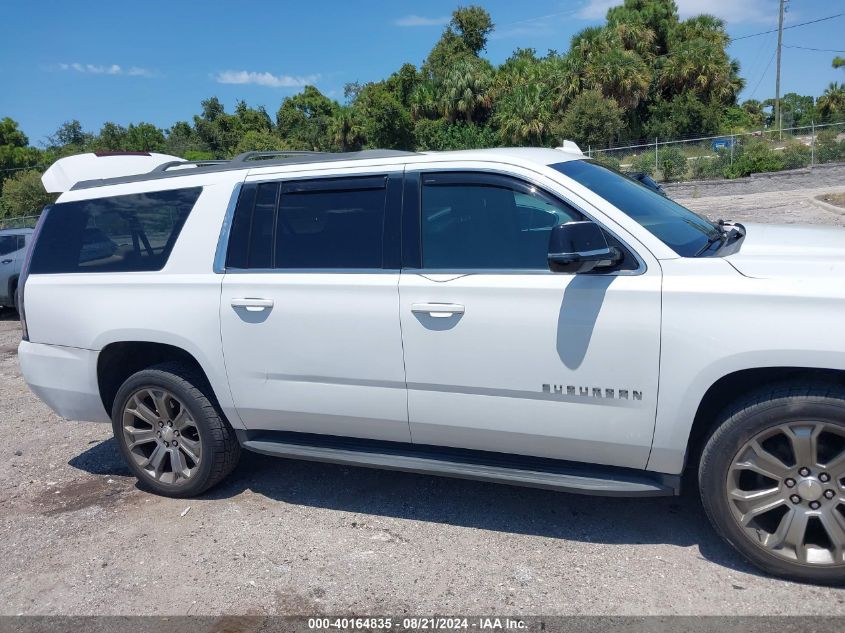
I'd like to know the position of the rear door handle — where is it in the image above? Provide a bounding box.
[231,298,274,312]
[1,259,11,265]
[411,303,465,318]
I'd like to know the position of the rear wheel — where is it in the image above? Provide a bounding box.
[699,383,845,584]
[112,362,240,497]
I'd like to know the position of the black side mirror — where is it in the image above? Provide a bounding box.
[548,221,621,274]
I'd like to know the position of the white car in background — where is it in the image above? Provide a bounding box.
[16,146,845,585]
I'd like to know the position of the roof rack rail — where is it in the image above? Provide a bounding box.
[68,148,421,191]
[151,159,229,173]
[232,150,325,163]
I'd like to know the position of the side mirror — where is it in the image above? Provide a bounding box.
[548,221,621,274]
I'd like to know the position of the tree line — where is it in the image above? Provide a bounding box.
[2,0,844,219]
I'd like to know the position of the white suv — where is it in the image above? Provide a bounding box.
[19,147,845,584]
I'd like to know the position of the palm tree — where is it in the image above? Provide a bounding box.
[493,84,553,146]
[818,82,845,120]
[410,81,439,120]
[329,106,365,152]
[584,47,652,110]
[439,59,494,123]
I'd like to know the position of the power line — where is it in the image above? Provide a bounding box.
[784,44,845,53]
[748,49,777,100]
[729,12,844,42]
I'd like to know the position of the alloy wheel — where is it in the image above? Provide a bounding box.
[121,387,202,485]
[727,421,845,566]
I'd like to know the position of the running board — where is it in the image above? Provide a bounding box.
[240,433,676,497]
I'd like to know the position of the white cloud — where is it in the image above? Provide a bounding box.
[676,0,769,23]
[576,0,616,20]
[395,14,450,27]
[213,70,319,88]
[577,0,771,24]
[57,63,153,76]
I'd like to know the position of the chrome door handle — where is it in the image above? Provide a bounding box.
[231,298,274,312]
[411,303,465,318]
[0,259,11,265]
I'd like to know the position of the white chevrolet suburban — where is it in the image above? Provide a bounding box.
[18,146,845,584]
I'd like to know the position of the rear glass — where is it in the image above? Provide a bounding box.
[29,187,201,274]
[0,235,19,256]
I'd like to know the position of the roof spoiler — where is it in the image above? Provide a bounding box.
[555,140,584,155]
[41,152,187,193]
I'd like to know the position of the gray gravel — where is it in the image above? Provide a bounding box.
[2,172,845,616]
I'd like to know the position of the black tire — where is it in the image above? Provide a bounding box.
[111,361,240,497]
[699,382,845,585]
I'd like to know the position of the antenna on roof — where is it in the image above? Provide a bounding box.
[555,140,583,155]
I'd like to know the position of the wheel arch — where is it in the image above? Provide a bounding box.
[684,366,845,473]
[96,341,239,426]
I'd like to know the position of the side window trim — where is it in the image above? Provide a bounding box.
[409,168,643,275]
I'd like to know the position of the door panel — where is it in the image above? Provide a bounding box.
[398,170,661,469]
[221,273,410,441]
[219,172,410,442]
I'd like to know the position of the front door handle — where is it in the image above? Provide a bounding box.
[411,303,465,318]
[231,298,274,312]
[1,259,11,265]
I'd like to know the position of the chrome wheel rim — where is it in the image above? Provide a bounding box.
[727,421,845,566]
[122,388,202,485]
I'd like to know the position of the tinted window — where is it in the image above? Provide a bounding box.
[226,176,387,270]
[421,174,582,269]
[0,236,18,256]
[552,160,718,257]
[16,235,26,251]
[29,188,201,274]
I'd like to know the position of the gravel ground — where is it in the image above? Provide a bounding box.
[2,171,845,617]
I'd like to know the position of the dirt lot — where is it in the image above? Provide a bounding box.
[2,172,845,616]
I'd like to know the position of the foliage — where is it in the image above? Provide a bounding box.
[629,152,655,176]
[815,130,845,163]
[556,90,625,149]
[781,141,810,170]
[723,138,785,179]
[0,170,56,219]
[413,119,497,151]
[0,118,43,195]
[689,155,723,180]
[817,83,845,122]
[657,146,687,181]
[590,153,621,171]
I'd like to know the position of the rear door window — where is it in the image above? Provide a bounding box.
[226,176,388,270]
[29,187,202,274]
[0,236,17,257]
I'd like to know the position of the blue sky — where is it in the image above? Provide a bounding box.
[1,0,843,145]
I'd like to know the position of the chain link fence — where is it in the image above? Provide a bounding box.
[0,215,39,231]
[588,120,845,182]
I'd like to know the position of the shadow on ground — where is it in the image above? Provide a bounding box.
[0,307,20,321]
[69,436,760,578]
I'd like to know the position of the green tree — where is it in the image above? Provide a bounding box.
[423,6,493,79]
[817,82,845,121]
[275,86,338,151]
[125,123,166,152]
[413,119,497,150]
[0,170,56,219]
[233,130,287,154]
[556,90,625,148]
[438,57,494,123]
[833,57,845,70]
[354,85,413,149]
[493,83,555,146]
[329,106,366,152]
[0,118,42,195]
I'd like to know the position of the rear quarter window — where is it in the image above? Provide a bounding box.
[29,187,202,274]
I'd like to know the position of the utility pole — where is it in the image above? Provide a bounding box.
[774,0,785,141]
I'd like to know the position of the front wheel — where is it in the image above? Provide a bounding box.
[112,362,240,497]
[699,383,845,585]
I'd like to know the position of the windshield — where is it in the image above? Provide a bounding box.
[551,160,719,257]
